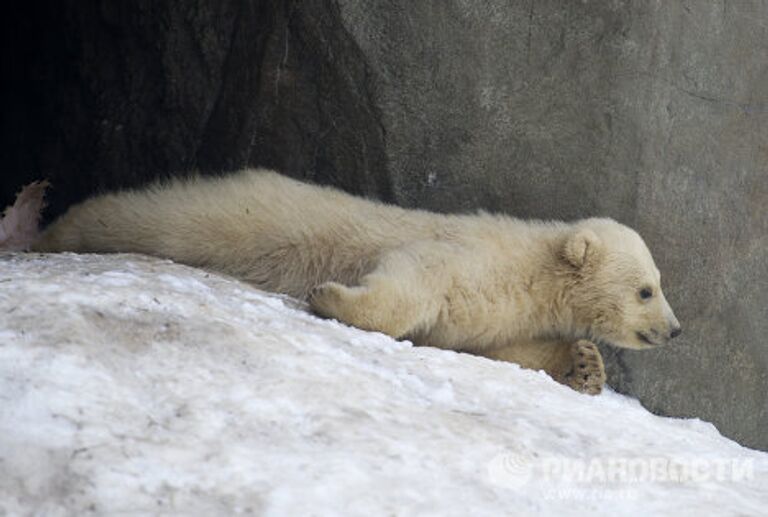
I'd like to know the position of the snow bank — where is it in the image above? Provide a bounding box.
[1,253,766,516]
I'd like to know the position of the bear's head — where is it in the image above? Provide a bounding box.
[562,218,681,350]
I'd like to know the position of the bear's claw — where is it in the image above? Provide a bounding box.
[564,340,606,395]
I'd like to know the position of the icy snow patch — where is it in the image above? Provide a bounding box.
[0,253,766,516]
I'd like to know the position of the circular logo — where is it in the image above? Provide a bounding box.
[487,451,534,489]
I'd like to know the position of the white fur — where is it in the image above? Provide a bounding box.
[35,169,680,393]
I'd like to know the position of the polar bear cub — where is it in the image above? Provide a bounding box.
[34,169,681,394]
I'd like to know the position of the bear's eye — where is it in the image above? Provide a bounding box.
[639,287,653,300]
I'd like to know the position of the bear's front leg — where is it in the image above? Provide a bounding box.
[477,339,606,395]
[309,280,421,337]
[309,244,446,338]
[558,340,606,395]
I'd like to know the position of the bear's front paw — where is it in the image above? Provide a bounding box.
[308,282,349,320]
[564,340,606,395]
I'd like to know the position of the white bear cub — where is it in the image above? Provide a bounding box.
[34,169,681,394]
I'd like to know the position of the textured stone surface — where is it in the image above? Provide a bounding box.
[0,1,392,217]
[1,1,766,449]
[332,1,768,450]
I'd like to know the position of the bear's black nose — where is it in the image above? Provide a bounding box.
[670,326,682,339]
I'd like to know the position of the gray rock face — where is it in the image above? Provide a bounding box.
[331,0,768,451]
[1,1,765,449]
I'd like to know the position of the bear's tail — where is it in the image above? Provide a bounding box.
[0,180,50,252]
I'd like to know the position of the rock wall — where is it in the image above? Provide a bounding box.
[1,1,766,449]
[334,1,768,450]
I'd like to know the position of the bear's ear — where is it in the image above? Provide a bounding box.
[562,229,602,269]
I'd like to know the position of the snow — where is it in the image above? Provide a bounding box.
[0,252,766,516]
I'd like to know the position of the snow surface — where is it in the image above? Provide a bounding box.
[0,252,766,516]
